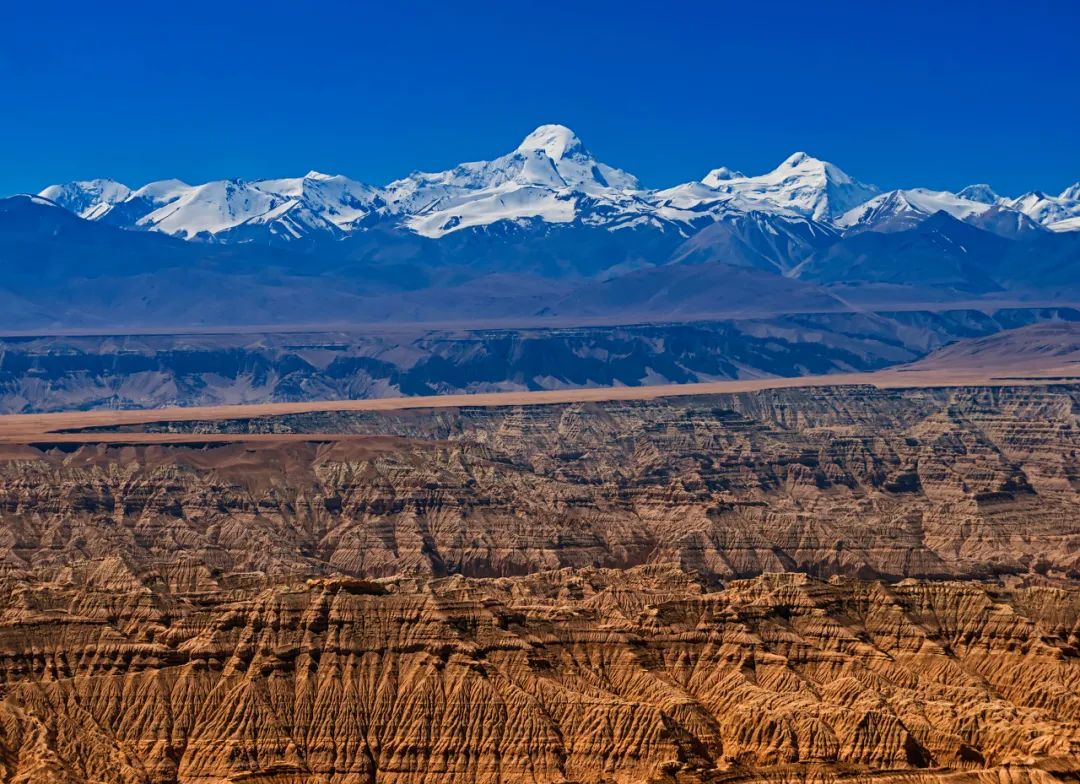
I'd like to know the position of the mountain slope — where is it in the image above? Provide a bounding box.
[701,151,880,220]
[39,173,385,244]
[667,210,838,272]
[387,124,659,238]
[0,195,833,329]
[545,260,845,318]
[795,211,1011,292]
[836,188,999,234]
[5,189,1080,331]
[956,183,1001,203]
[894,321,1080,378]
[1007,189,1080,231]
[38,178,132,219]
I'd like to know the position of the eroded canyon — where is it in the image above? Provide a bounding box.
[1,382,1079,783]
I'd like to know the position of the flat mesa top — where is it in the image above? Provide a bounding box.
[0,367,1074,446]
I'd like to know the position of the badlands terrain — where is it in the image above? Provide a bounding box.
[1,365,1080,783]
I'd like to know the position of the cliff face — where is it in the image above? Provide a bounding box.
[1,383,1080,783]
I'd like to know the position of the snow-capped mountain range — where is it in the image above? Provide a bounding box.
[34,124,1080,244]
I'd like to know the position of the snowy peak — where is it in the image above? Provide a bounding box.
[773,152,855,185]
[36,172,384,243]
[252,173,383,230]
[771,151,863,188]
[836,188,995,235]
[133,179,280,238]
[836,187,1058,239]
[776,151,840,178]
[31,126,1080,242]
[779,151,813,168]
[700,151,878,220]
[515,124,639,192]
[38,178,133,220]
[515,124,586,160]
[131,179,191,202]
[1007,189,1080,231]
[701,166,744,183]
[384,124,645,237]
[957,184,1000,204]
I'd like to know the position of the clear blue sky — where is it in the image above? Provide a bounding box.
[2,0,1077,196]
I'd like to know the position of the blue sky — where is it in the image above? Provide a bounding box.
[2,0,1077,196]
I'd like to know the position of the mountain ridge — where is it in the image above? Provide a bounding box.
[34,125,1080,245]
[6,125,1079,332]
[4,190,1080,331]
